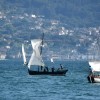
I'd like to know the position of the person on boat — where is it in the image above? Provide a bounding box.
[51,67,54,72]
[60,64,63,69]
[44,68,46,72]
[45,66,48,72]
[88,71,94,80]
[41,66,43,71]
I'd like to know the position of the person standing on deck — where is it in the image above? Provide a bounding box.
[60,64,63,69]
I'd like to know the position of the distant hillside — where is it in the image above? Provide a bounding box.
[0,0,100,60]
[0,0,100,27]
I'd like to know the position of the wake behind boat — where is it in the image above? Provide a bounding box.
[22,33,68,76]
[87,61,100,83]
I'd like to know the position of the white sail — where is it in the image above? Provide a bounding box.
[28,39,45,69]
[51,57,54,63]
[22,44,27,65]
[89,61,100,72]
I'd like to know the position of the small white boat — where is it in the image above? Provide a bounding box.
[87,61,100,83]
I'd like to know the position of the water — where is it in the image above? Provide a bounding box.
[0,60,100,100]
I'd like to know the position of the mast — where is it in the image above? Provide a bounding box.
[40,33,44,55]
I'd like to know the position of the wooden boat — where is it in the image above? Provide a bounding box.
[28,68,68,76]
[22,33,68,75]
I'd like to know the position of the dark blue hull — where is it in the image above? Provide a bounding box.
[28,69,68,76]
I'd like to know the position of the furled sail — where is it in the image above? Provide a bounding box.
[89,61,100,72]
[22,44,27,65]
[28,39,45,69]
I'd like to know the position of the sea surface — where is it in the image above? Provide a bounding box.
[0,59,100,100]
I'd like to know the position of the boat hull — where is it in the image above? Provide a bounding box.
[94,78,100,83]
[28,69,68,76]
[87,75,100,83]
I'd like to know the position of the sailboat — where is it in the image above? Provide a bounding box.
[87,61,100,83]
[22,34,68,75]
[22,44,27,66]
